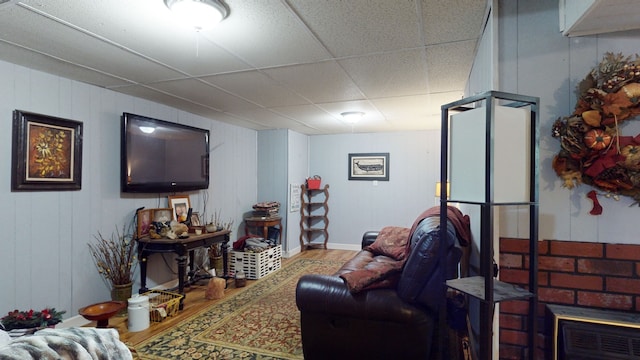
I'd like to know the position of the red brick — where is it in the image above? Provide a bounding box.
[499,344,525,359]
[550,241,602,257]
[501,300,530,314]
[500,253,523,268]
[500,313,523,330]
[538,287,575,304]
[606,243,640,260]
[539,256,575,272]
[500,329,528,346]
[501,238,530,253]
[501,268,529,285]
[549,273,603,291]
[538,271,549,286]
[607,277,640,295]
[577,259,633,276]
[577,291,633,310]
[538,239,549,255]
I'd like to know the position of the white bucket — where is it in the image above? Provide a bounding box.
[127,294,150,332]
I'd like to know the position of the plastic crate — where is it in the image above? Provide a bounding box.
[230,245,282,279]
[141,289,183,322]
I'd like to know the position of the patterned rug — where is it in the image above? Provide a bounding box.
[133,258,344,360]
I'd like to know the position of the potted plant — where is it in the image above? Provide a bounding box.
[1,307,65,331]
[88,225,137,302]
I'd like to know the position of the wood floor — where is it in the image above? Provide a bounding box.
[108,248,357,347]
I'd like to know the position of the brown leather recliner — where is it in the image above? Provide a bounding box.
[295,207,470,360]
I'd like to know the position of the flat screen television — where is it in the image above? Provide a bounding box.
[121,112,209,193]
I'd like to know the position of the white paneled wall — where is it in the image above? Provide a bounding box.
[493,0,640,243]
[309,131,441,248]
[0,60,258,318]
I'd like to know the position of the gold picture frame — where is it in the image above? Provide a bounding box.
[136,209,153,239]
[168,195,191,222]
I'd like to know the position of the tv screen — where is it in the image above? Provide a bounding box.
[121,113,209,193]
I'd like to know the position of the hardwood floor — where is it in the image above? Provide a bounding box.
[108,248,357,347]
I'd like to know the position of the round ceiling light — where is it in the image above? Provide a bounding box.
[164,0,229,31]
[341,111,365,124]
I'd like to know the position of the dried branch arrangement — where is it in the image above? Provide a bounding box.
[88,225,137,287]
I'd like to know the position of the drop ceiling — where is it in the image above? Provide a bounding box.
[0,0,489,134]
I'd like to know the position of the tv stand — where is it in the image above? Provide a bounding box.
[136,230,230,309]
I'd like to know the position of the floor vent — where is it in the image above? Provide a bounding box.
[547,304,640,360]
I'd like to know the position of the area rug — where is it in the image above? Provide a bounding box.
[133,258,344,360]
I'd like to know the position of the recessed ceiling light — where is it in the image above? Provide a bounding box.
[164,0,229,31]
[139,126,156,134]
[341,111,365,124]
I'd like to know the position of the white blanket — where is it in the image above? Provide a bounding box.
[0,327,132,360]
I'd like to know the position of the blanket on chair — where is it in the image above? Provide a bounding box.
[339,206,470,293]
[0,327,132,360]
[339,226,411,293]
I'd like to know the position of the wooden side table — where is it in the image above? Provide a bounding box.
[244,216,282,244]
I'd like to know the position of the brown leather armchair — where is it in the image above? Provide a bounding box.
[295,207,470,360]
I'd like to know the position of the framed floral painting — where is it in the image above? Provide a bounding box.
[11,110,83,191]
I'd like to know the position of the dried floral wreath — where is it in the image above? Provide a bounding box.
[552,53,640,215]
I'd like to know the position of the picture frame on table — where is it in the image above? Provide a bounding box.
[190,212,201,227]
[168,195,191,222]
[152,208,173,223]
[136,209,152,238]
[348,153,389,181]
[11,110,83,191]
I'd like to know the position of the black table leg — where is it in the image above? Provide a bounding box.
[139,252,149,293]
[176,255,187,310]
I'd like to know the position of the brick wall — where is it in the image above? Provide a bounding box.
[498,238,640,359]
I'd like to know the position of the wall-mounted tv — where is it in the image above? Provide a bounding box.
[121,112,209,193]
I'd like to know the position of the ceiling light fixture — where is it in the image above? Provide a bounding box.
[164,0,229,31]
[341,111,365,124]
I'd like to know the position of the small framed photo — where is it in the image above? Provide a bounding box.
[152,208,173,223]
[168,195,191,222]
[348,153,389,181]
[190,212,201,227]
[137,209,152,238]
[11,110,83,191]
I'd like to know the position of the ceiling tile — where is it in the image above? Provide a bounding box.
[288,0,422,57]
[264,61,365,103]
[339,49,430,99]
[201,70,310,108]
[206,0,332,68]
[422,0,486,44]
[146,78,259,112]
[0,40,132,87]
[425,41,477,92]
[0,4,185,83]
[371,92,463,130]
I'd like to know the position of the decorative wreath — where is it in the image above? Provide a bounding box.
[552,53,640,214]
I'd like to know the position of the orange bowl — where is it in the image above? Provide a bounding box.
[78,301,126,328]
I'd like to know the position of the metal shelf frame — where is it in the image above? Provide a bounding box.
[439,91,540,360]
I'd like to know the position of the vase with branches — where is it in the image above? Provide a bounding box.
[88,225,137,298]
